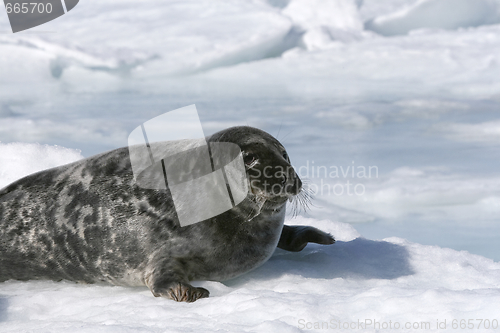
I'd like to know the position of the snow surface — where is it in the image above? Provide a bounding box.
[1,213,499,332]
[365,0,500,36]
[1,1,500,329]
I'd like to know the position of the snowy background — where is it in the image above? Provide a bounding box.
[1,0,500,331]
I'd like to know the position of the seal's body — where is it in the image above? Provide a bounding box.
[0,126,334,302]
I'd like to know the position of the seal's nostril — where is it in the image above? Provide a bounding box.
[281,175,287,185]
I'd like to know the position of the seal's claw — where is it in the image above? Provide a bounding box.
[154,282,209,302]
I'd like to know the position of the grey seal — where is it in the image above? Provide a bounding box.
[0,126,334,302]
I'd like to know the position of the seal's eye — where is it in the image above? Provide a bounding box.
[243,154,257,167]
[283,152,288,160]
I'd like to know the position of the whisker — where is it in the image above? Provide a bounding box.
[276,122,283,139]
[287,178,315,218]
[280,129,294,144]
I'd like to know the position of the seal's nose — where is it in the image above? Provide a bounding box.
[296,176,302,192]
[292,175,302,195]
[284,170,302,195]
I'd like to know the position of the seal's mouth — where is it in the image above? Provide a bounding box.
[248,179,301,202]
[245,182,312,219]
[247,173,309,215]
[242,177,302,221]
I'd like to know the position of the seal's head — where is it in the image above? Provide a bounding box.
[208,126,302,210]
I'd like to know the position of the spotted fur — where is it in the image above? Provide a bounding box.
[0,126,334,302]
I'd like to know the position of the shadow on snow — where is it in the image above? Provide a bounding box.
[225,237,414,285]
[0,296,7,322]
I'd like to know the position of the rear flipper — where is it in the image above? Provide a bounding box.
[278,225,335,252]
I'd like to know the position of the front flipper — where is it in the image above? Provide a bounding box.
[145,259,209,302]
[278,225,335,252]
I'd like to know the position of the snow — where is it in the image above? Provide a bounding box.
[315,166,500,223]
[0,142,83,189]
[0,0,293,83]
[365,0,500,36]
[436,120,500,143]
[1,0,500,329]
[281,0,365,49]
[194,23,500,100]
[0,213,499,332]
[1,142,499,333]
